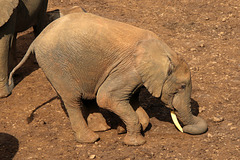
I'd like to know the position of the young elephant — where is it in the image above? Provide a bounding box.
[9,13,207,145]
[0,0,48,98]
[46,6,150,133]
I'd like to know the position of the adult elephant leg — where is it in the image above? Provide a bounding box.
[33,0,49,37]
[62,97,100,143]
[8,35,17,71]
[96,71,145,145]
[0,15,16,98]
[83,100,111,132]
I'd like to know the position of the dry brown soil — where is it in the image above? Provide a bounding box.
[0,0,239,159]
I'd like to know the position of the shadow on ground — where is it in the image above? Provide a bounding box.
[0,133,19,160]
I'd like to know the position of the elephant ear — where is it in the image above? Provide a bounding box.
[134,39,175,98]
[0,0,19,27]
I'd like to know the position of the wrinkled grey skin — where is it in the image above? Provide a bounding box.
[46,6,150,133]
[9,13,207,145]
[0,0,48,98]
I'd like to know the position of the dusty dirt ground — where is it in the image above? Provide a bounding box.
[0,0,239,159]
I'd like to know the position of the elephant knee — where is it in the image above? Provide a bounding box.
[96,89,114,109]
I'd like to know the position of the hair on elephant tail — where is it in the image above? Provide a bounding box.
[8,44,34,86]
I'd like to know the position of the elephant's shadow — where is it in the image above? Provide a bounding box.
[12,30,39,86]
[0,133,19,160]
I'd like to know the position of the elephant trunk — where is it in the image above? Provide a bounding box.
[174,104,208,135]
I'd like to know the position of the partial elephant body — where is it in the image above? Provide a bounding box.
[10,12,207,145]
[35,13,156,99]
[0,0,48,98]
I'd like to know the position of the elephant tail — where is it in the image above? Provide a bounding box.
[8,44,34,86]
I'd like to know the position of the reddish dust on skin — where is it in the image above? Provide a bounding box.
[0,0,239,159]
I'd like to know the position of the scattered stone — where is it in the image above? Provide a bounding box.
[222,18,226,22]
[190,48,197,51]
[89,155,96,159]
[212,116,224,122]
[230,126,237,130]
[218,32,225,36]
[199,106,206,112]
[198,43,205,48]
[76,144,83,148]
[207,133,213,138]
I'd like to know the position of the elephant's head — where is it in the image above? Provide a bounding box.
[134,38,207,134]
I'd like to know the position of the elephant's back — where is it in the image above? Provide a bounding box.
[33,12,157,98]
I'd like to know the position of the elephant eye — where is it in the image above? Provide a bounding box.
[181,84,186,89]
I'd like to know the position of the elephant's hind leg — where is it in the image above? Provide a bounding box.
[61,97,100,143]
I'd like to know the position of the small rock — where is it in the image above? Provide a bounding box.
[89,155,96,159]
[40,121,47,125]
[199,106,206,113]
[218,32,225,36]
[190,48,197,52]
[230,126,237,130]
[212,116,224,122]
[222,18,226,22]
[207,133,213,138]
[198,43,205,48]
[76,144,83,148]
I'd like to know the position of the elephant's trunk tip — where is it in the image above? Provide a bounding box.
[182,116,208,135]
[171,111,208,135]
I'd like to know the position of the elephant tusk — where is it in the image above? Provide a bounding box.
[170,111,183,133]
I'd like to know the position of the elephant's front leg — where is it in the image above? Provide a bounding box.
[96,71,145,145]
[0,13,16,98]
[8,35,18,71]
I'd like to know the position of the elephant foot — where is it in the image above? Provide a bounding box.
[87,113,111,132]
[0,81,14,98]
[75,129,100,143]
[123,133,146,146]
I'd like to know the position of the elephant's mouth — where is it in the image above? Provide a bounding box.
[170,110,183,132]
